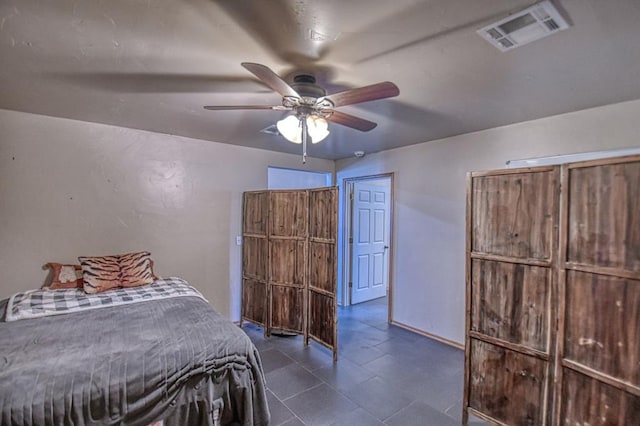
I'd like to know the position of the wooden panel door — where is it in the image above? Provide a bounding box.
[242,191,269,328]
[269,190,308,335]
[464,167,559,426]
[556,155,640,425]
[307,187,338,360]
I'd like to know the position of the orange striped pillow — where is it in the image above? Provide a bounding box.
[79,251,154,294]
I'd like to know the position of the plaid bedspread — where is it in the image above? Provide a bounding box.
[5,277,206,322]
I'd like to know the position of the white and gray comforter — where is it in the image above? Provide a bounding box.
[0,281,269,426]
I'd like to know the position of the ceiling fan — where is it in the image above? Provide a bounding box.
[204,62,400,162]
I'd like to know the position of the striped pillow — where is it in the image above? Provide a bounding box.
[79,251,155,294]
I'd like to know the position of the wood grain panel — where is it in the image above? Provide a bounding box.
[242,236,267,280]
[270,191,308,238]
[243,191,268,235]
[270,285,304,333]
[568,161,640,271]
[468,339,548,426]
[309,242,335,294]
[564,270,640,386]
[242,278,266,325]
[561,368,640,425]
[308,291,335,347]
[309,188,337,240]
[308,187,337,358]
[471,259,550,351]
[472,170,557,260]
[270,239,305,286]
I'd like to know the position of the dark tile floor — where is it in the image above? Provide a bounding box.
[242,297,489,426]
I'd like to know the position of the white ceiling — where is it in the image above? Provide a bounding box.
[1,0,639,160]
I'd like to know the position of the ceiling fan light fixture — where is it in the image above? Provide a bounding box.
[306,116,330,143]
[277,114,330,145]
[276,115,303,144]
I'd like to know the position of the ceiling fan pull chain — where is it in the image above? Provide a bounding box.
[302,117,308,164]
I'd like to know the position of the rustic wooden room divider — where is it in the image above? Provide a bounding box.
[241,187,338,361]
[463,154,640,425]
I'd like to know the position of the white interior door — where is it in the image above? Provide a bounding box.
[350,181,390,304]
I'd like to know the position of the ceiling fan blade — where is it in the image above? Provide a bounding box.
[327,111,377,132]
[241,62,300,98]
[204,105,290,111]
[323,82,399,107]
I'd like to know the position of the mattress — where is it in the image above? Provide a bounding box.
[0,288,269,425]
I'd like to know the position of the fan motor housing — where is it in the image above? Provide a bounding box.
[291,74,326,99]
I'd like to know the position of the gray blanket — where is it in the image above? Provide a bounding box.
[0,296,270,426]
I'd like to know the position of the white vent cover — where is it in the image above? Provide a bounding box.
[478,1,569,51]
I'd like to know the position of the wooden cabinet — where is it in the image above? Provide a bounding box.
[241,187,338,360]
[464,155,640,425]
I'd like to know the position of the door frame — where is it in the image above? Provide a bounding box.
[340,173,395,323]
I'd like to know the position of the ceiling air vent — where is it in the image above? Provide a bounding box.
[478,0,569,51]
[260,124,280,136]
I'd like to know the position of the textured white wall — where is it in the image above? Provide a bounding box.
[336,99,640,345]
[267,167,332,189]
[0,109,334,319]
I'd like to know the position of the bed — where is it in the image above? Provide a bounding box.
[0,277,270,426]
